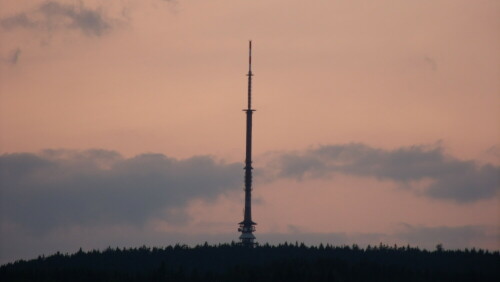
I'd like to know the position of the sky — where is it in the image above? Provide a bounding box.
[0,0,499,264]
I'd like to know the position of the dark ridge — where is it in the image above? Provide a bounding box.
[1,242,499,281]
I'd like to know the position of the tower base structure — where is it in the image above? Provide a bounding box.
[238,221,256,247]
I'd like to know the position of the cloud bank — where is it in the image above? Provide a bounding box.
[1,1,113,37]
[0,149,241,233]
[1,144,497,235]
[272,143,499,203]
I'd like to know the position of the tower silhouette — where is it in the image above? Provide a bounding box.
[238,41,256,246]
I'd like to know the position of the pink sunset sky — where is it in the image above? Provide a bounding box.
[0,0,498,263]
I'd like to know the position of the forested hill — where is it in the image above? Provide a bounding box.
[1,242,499,282]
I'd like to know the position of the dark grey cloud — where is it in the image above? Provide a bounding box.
[1,1,112,37]
[1,143,497,236]
[273,143,500,202]
[0,14,36,29]
[0,150,241,233]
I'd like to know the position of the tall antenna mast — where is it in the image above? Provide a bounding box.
[238,40,256,246]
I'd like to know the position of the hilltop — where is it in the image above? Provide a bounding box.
[1,242,499,281]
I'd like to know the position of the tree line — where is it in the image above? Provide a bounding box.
[1,242,499,281]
